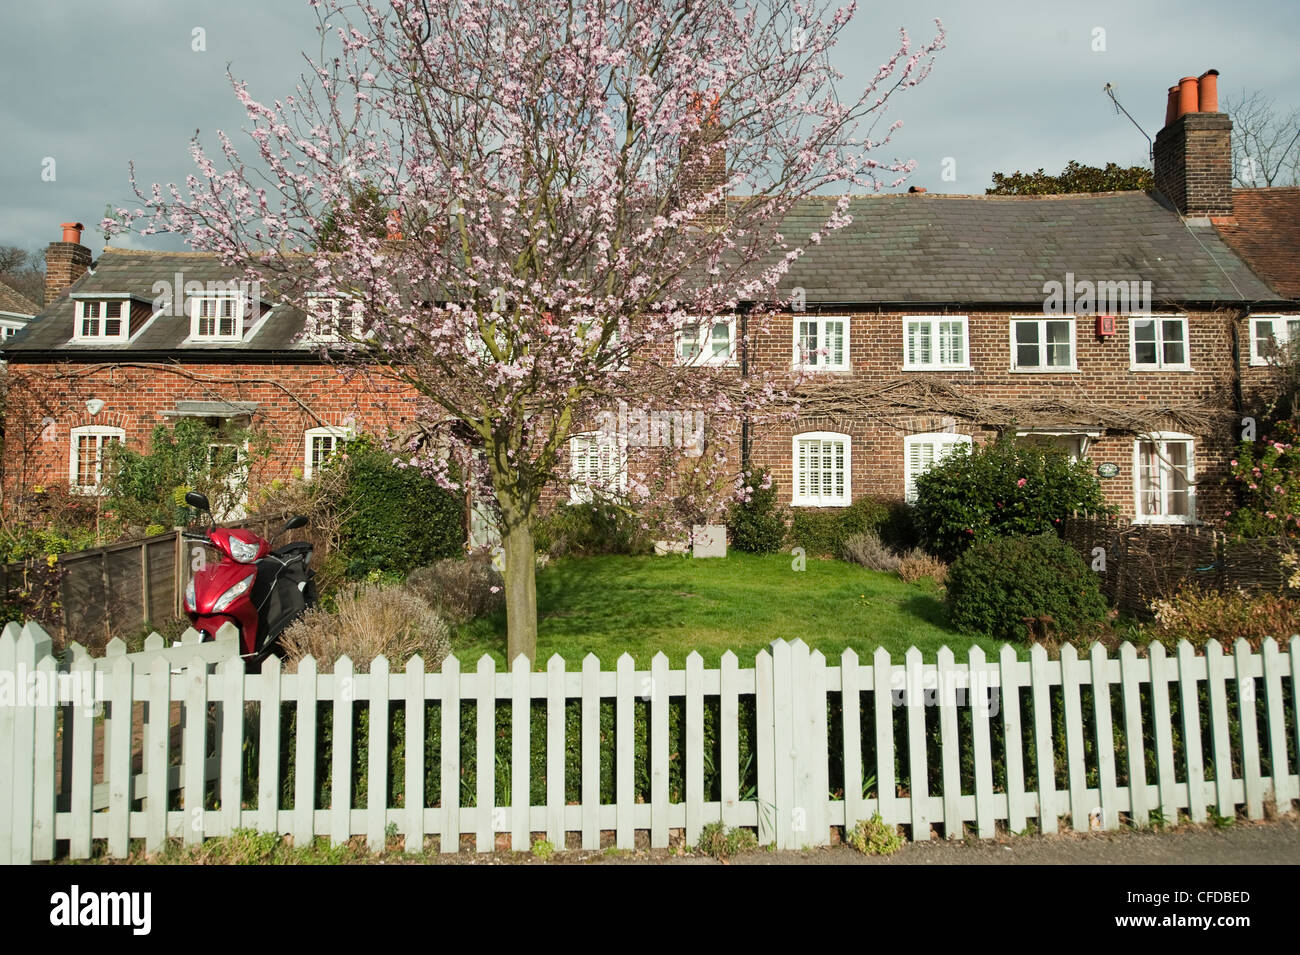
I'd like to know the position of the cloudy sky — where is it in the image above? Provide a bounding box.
[2,0,1297,256]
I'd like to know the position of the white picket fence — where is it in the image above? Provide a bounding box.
[1,620,1297,863]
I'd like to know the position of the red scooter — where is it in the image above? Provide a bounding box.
[182,491,317,660]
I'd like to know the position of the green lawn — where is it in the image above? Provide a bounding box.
[452,552,1007,668]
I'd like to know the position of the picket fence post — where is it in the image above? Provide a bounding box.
[0,623,18,865]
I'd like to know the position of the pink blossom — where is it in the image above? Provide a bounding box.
[1016,478,1027,487]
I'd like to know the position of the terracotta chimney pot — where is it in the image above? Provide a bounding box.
[1177,76,1200,118]
[60,222,84,244]
[1165,86,1179,126]
[1198,69,1219,112]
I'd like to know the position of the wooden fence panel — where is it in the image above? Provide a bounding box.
[3,627,1298,863]
[1060,645,1088,832]
[1235,640,1264,820]
[439,655,460,853]
[405,654,426,854]
[1030,645,1058,834]
[720,650,741,828]
[840,649,865,830]
[1262,639,1296,808]
[0,623,16,863]
[1120,644,1150,828]
[873,647,895,828]
[293,657,318,848]
[546,654,566,848]
[649,652,669,849]
[999,645,1028,834]
[369,656,391,852]
[257,657,282,839]
[1148,643,1179,822]
[936,647,961,839]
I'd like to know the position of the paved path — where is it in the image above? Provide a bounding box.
[725,816,1300,865]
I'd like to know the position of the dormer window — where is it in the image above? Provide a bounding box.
[74,299,129,342]
[190,294,245,342]
[304,296,364,344]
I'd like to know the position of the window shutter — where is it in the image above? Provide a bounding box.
[828,320,844,365]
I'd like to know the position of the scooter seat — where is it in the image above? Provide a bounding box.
[271,540,312,560]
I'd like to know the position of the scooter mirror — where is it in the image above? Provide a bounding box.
[185,491,212,512]
[283,515,308,532]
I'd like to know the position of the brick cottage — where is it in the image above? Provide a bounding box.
[3,69,1299,536]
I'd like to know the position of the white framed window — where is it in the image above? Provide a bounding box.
[794,315,850,371]
[1134,433,1196,524]
[69,425,125,493]
[1010,317,1076,371]
[569,432,627,503]
[189,294,245,342]
[1248,315,1300,366]
[304,296,364,343]
[675,316,737,367]
[792,431,851,506]
[904,316,969,370]
[304,426,354,478]
[903,432,972,503]
[1130,315,1190,370]
[73,299,130,342]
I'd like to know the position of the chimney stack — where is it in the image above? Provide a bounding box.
[679,93,727,227]
[44,221,92,307]
[1153,69,1233,219]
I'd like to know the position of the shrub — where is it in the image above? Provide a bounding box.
[846,814,903,856]
[897,549,948,585]
[787,509,841,558]
[1225,419,1300,538]
[533,500,651,557]
[946,532,1109,643]
[406,552,504,624]
[278,583,451,672]
[877,499,920,552]
[104,417,268,530]
[697,822,758,859]
[0,484,107,563]
[1143,585,1300,651]
[912,435,1109,560]
[789,495,897,558]
[337,436,465,577]
[727,468,787,554]
[840,531,901,572]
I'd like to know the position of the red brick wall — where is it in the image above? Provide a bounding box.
[741,308,1244,522]
[2,360,423,502]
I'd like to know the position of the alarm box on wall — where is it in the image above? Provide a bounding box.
[1096,315,1116,337]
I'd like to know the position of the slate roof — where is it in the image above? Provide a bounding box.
[3,249,313,356]
[769,191,1280,306]
[1212,188,1300,301]
[3,190,1285,358]
[0,279,38,317]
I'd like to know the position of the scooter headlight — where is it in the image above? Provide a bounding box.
[229,537,261,563]
[184,579,196,612]
[213,573,257,614]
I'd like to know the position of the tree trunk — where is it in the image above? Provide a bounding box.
[500,509,538,667]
